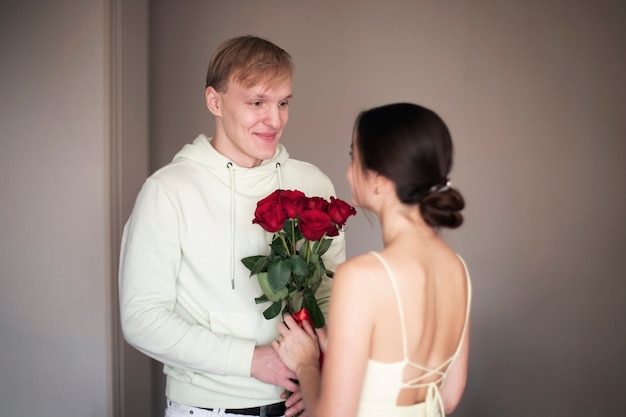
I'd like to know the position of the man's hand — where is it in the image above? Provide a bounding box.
[252,345,306,416]
[251,345,299,392]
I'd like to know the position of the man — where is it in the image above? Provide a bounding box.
[119,35,345,417]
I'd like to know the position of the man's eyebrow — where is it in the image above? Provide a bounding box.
[249,93,293,99]
[245,89,293,101]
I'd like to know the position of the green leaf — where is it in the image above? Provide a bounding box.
[316,238,332,257]
[241,256,258,270]
[309,277,322,295]
[289,254,309,276]
[267,259,292,291]
[302,288,325,328]
[283,219,295,240]
[242,255,269,275]
[294,272,306,286]
[310,258,332,294]
[307,254,323,284]
[309,303,325,328]
[287,290,303,312]
[316,257,334,279]
[270,237,289,258]
[263,301,284,320]
[317,259,326,277]
[257,272,289,302]
[309,252,320,265]
[255,294,269,304]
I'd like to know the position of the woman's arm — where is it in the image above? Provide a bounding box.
[439,323,470,414]
[275,260,374,417]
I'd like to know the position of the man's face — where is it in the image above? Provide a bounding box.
[207,78,292,168]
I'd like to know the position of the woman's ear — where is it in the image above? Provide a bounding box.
[205,86,221,116]
[375,173,393,197]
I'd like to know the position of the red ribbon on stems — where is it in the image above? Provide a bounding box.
[292,308,324,369]
[292,307,313,325]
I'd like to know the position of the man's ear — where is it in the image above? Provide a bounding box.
[205,86,221,116]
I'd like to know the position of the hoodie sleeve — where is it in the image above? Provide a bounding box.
[118,177,255,376]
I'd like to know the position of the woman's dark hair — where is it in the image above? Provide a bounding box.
[354,102,465,229]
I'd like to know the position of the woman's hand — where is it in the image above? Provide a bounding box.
[273,314,320,375]
[314,325,328,354]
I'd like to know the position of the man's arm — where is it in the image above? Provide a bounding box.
[119,178,254,376]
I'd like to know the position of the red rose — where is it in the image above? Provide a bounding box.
[327,196,357,227]
[303,196,329,212]
[252,190,286,232]
[299,210,333,241]
[279,190,306,219]
[325,224,339,237]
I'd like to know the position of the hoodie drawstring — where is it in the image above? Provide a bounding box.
[227,162,235,289]
[226,161,284,290]
[275,162,283,188]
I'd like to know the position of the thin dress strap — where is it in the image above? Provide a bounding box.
[369,251,471,387]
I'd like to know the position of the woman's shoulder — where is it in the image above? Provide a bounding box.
[333,252,388,289]
[337,252,381,272]
[329,253,388,321]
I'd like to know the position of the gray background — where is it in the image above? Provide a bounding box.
[1,0,624,416]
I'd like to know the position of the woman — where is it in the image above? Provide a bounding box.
[273,102,471,417]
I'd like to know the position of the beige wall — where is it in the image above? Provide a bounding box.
[114,0,152,416]
[1,1,623,416]
[0,0,114,415]
[149,1,626,416]
[1,0,152,416]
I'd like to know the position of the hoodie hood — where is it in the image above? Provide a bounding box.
[173,134,288,290]
[173,134,288,195]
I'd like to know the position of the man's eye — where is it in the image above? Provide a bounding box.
[279,101,290,108]
[251,101,262,107]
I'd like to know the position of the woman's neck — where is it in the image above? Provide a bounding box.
[378,203,436,247]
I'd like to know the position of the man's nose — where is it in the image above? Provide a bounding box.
[264,106,281,128]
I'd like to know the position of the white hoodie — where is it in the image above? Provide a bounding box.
[119,135,345,408]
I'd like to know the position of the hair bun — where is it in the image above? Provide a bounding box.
[419,187,465,229]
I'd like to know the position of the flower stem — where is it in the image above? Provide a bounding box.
[290,220,296,254]
[303,240,311,263]
[279,233,291,256]
[312,235,326,254]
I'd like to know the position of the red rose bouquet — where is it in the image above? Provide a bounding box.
[242,189,356,328]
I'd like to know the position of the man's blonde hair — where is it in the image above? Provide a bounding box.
[206,35,294,92]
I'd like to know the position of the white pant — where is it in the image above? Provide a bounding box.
[165,400,285,417]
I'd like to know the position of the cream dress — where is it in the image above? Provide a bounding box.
[356,252,471,417]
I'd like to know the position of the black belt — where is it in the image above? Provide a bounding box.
[201,402,286,417]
